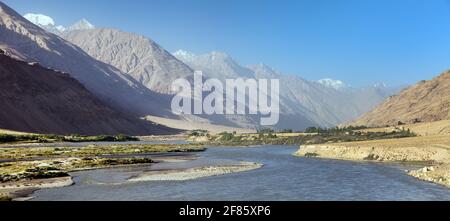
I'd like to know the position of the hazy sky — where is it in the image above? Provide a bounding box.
[4,0,450,87]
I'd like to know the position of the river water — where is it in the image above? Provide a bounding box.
[31,145,450,201]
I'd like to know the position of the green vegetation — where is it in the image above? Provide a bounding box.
[0,157,154,183]
[304,126,368,134]
[0,144,206,160]
[0,143,205,185]
[62,134,139,142]
[219,132,235,141]
[280,129,293,133]
[188,129,209,137]
[0,194,12,201]
[205,126,416,146]
[0,133,139,144]
[257,128,276,134]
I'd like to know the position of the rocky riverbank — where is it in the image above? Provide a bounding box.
[408,165,450,188]
[0,157,155,200]
[295,135,450,188]
[0,176,74,201]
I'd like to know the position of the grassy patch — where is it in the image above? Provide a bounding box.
[203,127,417,146]
[0,157,155,183]
[0,144,206,160]
[0,194,12,201]
[0,134,139,144]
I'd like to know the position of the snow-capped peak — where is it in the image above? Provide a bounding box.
[23,12,96,35]
[68,19,95,31]
[173,50,197,62]
[173,50,196,58]
[55,25,66,32]
[318,78,346,90]
[23,13,66,35]
[24,13,55,26]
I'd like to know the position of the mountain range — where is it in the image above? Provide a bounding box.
[0,1,405,133]
[0,49,175,135]
[0,1,179,135]
[23,11,401,130]
[23,13,95,34]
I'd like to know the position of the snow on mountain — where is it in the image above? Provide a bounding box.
[173,50,254,79]
[23,13,65,35]
[0,2,178,134]
[173,50,197,62]
[23,13,55,26]
[23,13,94,34]
[173,49,388,128]
[174,50,399,128]
[55,25,66,32]
[68,19,95,31]
[318,78,346,90]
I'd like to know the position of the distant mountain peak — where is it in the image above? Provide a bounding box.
[318,78,347,90]
[23,13,55,26]
[173,50,197,60]
[373,82,388,88]
[68,19,95,31]
[23,12,65,35]
[23,13,94,34]
[209,51,229,58]
[248,63,282,78]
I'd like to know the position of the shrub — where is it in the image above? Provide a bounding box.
[257,128,275,134]
[219,132,234,141]
[189,130,209,137]
[280,129,293,133]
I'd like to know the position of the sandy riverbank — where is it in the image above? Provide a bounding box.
[128,162,263,182]
[0,176,73,201]
[295,135,450,188]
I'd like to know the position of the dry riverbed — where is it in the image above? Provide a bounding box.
[295,135,450,188]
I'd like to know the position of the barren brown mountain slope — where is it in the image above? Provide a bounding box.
[353,71,450,127]
[0,51,178,135]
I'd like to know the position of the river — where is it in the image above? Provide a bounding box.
[31,145,450,201]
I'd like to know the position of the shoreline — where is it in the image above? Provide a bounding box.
[0,161,263,200]
[0,176,74,201]
[294,135,450,188]
[0,155,201,201]
[0,143,206,201]
[128,162,263,182]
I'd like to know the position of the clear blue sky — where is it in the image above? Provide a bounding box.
[4,0,450,87]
